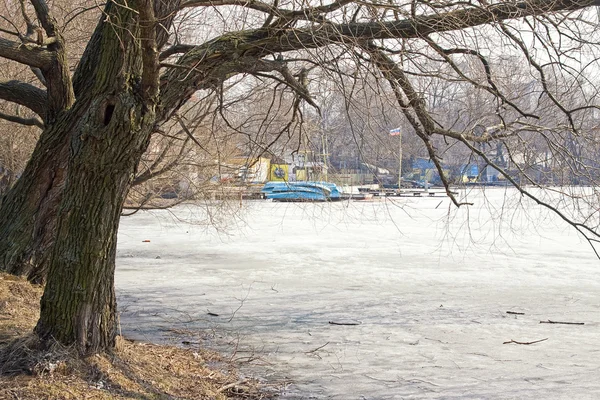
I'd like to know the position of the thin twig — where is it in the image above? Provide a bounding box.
[503,338,548,345]
[228,284,252,322]
[305,342,330,353]
[506,311,525,315]
[328,321,361,326]
[216,379,247,394]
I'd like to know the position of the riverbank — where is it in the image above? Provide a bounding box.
[0,273,275,399]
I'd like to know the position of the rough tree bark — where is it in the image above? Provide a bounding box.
[0,0,74,282]
[31,0,159,353]
[0,121,69,283]
[0,0,173,284]
[34,97,156,352]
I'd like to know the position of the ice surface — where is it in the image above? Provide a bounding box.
[116,187,600,399]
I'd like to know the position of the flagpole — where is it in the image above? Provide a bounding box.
[390,127,402,189]
[398,131,402,189]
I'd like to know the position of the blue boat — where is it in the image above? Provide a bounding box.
[261,181,342,202]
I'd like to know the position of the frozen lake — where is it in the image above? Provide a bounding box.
[115,188,600,399]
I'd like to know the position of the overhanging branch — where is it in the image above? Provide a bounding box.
[181,0,358,25]
[359,40,469,206]
[181,0,280,15]
[254,0,600,54]
[159,0,598,121]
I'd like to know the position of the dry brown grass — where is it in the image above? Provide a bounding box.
[0,273,274,399]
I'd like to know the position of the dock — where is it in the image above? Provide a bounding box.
[358,187,452,197]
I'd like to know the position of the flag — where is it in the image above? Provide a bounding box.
[389,128,401,136]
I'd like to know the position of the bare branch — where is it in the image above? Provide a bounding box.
[29,0,58,38]
[423,38,539,120]
[138,0,160,101]
[0,80,47,118]
[159,44,194,61]
[182,0,363,25]
[360,41,471,206]
[181,0,279,15]
[175,114,210,153]
[0,111,44,128]
[160,0,598,123]
[460,134,600,249]
[132,136,191,186]
[25,0,74,120]
[263,0,600,50]
[19,0,36,36]
[0,37,53,69]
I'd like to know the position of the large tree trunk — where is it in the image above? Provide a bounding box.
[0,7,96,282]
[0,129,68,283]
[31,1,157,353]
[35,94,155,353]
[0,0,177,286]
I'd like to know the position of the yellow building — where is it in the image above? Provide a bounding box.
[269,164,289,181]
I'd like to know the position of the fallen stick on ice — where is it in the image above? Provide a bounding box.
[503,338,548,345]
[540,320,585,325]
[328,321,361,326]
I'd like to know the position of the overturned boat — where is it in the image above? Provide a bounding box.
[261,181,342,202]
